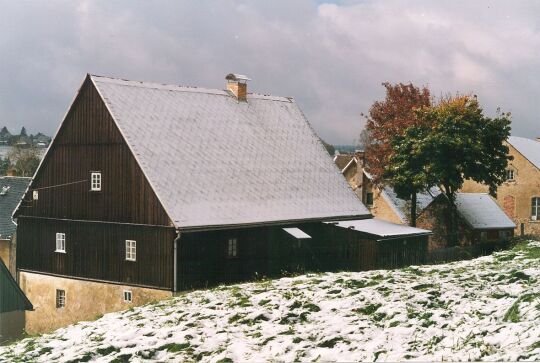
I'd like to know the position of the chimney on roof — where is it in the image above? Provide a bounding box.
[226,73,251,102]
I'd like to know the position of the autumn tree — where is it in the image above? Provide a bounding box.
[364,82,431,184]
[403,95,512,244]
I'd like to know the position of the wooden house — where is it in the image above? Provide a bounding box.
[417,193,515,249]
[0,176,31,276]
[462,136,540,236]
[0,258,33,345]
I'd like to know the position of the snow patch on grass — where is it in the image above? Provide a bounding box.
[1,240,539,362]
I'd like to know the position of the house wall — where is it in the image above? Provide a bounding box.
[0,310,25,345]
[17,217,175,289]
[16,77,171,227]
[417,198,474,250]
[461,142,540,236]
[19,271,172,334]
[361,174,404,225]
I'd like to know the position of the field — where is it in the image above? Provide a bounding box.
[1,240,539,362]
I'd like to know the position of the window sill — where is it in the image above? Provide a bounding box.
[125,259,136,262]
[55,250,66,254]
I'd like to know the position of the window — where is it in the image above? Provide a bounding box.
[480,231,488,241]
[125,240,136,261]
[55,233,66,253]
[91,172,102,191]
[366,192,374,206]
[505,169,514,181]
[532,197,540,220]
[56,289,66,308]
[227,238,237,258]
[123,290,132,303]
[499,230,512,239]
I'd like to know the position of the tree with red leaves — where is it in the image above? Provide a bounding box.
[364,82,431,185]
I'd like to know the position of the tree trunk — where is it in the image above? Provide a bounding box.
[443,183,458,247]
[410,192,417,227]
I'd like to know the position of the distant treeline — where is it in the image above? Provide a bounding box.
[0,126,51,147]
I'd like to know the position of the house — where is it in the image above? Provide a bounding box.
[0,258,33,345]
[417,193,515,250]
[12,73,385,334]
[461,136,540,236]
[0,176,31,276]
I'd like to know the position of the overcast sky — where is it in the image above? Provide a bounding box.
[0,1,539,144]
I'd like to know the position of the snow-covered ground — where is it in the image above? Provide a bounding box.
[2,240,540,362]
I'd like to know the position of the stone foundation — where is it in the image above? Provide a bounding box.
[19,271,172,334]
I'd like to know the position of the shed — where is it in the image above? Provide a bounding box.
[0,258,33,344]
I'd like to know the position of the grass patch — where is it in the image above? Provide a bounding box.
[353,303,381,315]
[96,346,120,356]
[412,283,435,291]
[318,336,349,348]
[160,342,190,352]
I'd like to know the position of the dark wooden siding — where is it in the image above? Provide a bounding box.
[16,77,170,226]
[17,217,174,289]
[177,223,429,290]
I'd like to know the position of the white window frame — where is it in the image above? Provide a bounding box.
[90,172,102,191]
[125,240,136,261]
[56,289,66,309]
[123,290,133,303]
[55,233,66,253]
[532,197,540,220]
[227,238,237,258]
[505,169,514,181]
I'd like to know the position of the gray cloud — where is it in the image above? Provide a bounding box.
[0,0,539,144]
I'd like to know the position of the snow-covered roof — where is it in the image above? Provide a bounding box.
[0,176,31,239]
[325,218,431,238]
[507,136,540,170]
[454,193,516,230]
[283,228,311,239]
[382,186,441,224]
[90,75,370,229]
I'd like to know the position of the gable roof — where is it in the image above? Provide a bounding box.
[381,186,442,224]
[89,75,369,229]
[453,193,516,230]
[507,136,540,170]
[0,258,33,313]
[0,176,31,239]
[334,154,354,170]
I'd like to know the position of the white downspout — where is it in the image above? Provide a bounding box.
[173,231,181,292]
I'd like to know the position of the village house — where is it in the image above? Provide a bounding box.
[13,74,431,334]
[0,258,33,345]
[416,193,515,250]
[336,156,515,250]
[461,136,540,236]
[0,176,31,276]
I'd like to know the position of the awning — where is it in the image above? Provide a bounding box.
[325,218,431,238]
[283,227,311,239]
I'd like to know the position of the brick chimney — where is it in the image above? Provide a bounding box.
[226,73,251,102]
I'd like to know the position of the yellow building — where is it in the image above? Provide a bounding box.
[461,136,540,236]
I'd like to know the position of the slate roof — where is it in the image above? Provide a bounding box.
[334,154,354,170]
[507,136,540,170]
[90,75,370,229]
[382,186,442,223]
[0,258,33,313]
[326,218,431,238]
[0,177,31,239]
[454,193,516,230]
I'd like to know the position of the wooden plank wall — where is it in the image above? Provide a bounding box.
[17,217,175,289]
[16,77,170,226]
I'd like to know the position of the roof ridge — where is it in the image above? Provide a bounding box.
[90,74,292,102]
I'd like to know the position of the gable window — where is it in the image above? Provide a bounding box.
[366,192,374,206]
[125,240,136,261]
[90,172,102,191]
[505,169,514,181]
[123,290,133,303]
[532,197,540,220]
[227,238,237,258]
[56,289,66,308]
[55,233,66,253]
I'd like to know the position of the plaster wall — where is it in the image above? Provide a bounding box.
[461,143,540,236]
[19,271,172,334]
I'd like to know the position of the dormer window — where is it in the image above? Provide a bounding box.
[91,172,101,191]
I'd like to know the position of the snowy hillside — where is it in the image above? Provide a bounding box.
[2,240,540,362]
